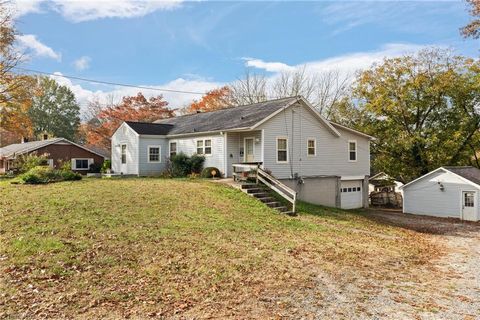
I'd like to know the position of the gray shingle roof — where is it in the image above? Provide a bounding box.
[444,166,480,186]
[153,97,298,135]
[0,138,64,158]
[125,121,173,135]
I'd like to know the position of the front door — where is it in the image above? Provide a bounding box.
[462,191,477,221]
[244,138,254,162]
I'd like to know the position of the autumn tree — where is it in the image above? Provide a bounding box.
[183,86,233,114]
[0,3,34,139]
[84,93,174,149]
[461,0,480,39]
[29,77,81,141]
[331,48,480,182]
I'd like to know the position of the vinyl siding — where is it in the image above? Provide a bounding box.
[258,102,370,179]
[403,170,480,219]
[138,137,169,176]
[111,123,139,175]
[168,133,225,175]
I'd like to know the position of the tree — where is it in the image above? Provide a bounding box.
[461,0,480,39]
[0,3,34,138]
[228,67,349,117]
[182,86,233,114]
[83,93,174,149]
[331,48,480,182]
[29,77,81,141]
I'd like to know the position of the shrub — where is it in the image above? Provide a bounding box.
[169,153,206,177]
[89,162,102,173]
[18,153,50,173]
[101,160,111,173]
[189,154,205,174]
[18,166,61,184]
[201,167,222,179]
[61,170,82,181]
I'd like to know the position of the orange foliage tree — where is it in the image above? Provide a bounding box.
[83,93,174,149]
[183,86,233,114]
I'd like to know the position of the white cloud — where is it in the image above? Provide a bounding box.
[17,34,61,61]
[245,43,430,78]
[11,0,44,18]
[73,56,91,71]
[242,58,295,73]
[49,72,221,116]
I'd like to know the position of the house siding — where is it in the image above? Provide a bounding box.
[258,102,370,179]
[403,170,480,219]
[138,137,169,176]
[168,133,225,174]
[111,123,139,175]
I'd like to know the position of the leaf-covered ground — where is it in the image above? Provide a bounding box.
[0,178,440,319]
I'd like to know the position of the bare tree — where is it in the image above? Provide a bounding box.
[229,66,350,118]
[461,0,480,39]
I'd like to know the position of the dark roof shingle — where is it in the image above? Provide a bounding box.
[125,121,174,135]
[153,97,298,135]
[444,166,480,186]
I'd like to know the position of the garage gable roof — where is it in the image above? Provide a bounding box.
[401,166,480,190]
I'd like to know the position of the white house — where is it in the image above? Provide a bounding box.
[401,166,480,221]
[111,96,373,209]
[369,172,404,193]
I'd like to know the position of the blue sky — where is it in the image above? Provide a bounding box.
[12,0,479,111]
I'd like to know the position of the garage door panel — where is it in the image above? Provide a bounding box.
[341,180,363,209]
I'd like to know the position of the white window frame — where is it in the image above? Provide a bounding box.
[72,158,93,170]
[169,141,177,158]
[307,138,316,157]
[121,144,127,164]
[148,145,161,163]
[196,139,212,156]
[243,137,255,162]
[348,140,357,162]
[276,136,289,164]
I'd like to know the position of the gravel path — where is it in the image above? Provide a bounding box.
[289,210,480,319]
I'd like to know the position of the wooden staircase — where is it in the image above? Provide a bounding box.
[239,183,295,215]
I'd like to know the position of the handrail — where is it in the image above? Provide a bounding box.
[257,167,297,213]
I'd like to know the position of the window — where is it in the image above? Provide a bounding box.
[464,192,474,207]
[277,137,288,163]
[72,158,91,170]
[196,139,212,155]
[121,144,127,164]
[349,141,357,162]
[148,146,161,163]
[307,139,316,156]
[170,142,177,157]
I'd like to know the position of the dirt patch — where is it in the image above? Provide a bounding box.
[288,209,480,319]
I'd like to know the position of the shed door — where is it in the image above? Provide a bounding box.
[341,180,363,209]
[462,191,477,221]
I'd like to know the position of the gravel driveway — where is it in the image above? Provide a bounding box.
[291,209,480,319]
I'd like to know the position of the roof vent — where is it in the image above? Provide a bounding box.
[196,110,202,114]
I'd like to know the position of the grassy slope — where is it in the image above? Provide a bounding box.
[0,178,438,318]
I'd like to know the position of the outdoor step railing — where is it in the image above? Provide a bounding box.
[232,163,297,213]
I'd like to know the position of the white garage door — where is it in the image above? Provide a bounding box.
[341,180,363,209]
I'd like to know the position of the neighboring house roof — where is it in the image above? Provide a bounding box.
[125,121,174,135]
[401,166,480,190]
[0,138,106,159]
[85,145,111,160]
[154,96,299,135]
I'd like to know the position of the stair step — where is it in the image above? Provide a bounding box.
[283,211,297,216]
[246,188,264,194]
[274,206,288,212]
[249,192,270,198]
[257,197,275,203]
[240,184,258,189]
[265,202,282,208]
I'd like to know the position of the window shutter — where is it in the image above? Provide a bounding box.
[71,159,76,170]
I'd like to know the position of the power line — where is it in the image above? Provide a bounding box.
[12,67,208,96]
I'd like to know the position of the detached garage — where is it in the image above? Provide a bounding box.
[401,166,480,221]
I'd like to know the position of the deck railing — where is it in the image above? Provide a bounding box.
[232,163,297,213]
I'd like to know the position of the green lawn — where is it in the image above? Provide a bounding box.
[0,178,438,318]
